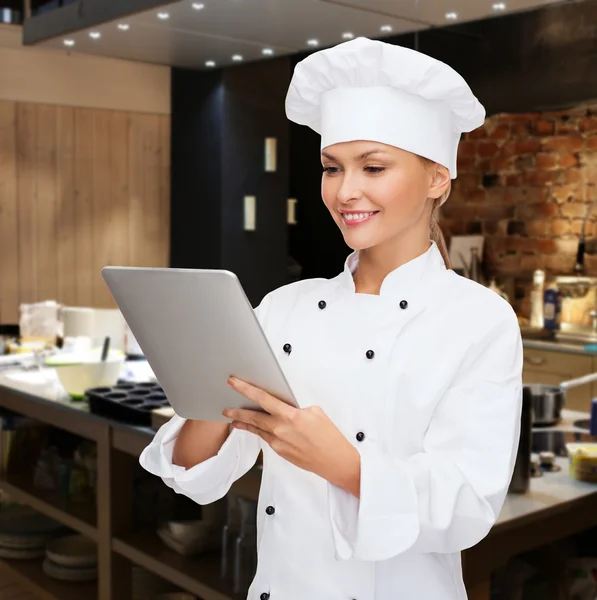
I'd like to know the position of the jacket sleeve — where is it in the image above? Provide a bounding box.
[327,307,523,561]
[138,293,273,505]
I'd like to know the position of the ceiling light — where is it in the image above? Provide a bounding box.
[63,39,75,47]
[262,48,274,56]
[492,2,506,10]
[232,54,243,62]
[157,12,170,19]
[307,39,319,47]
[342,32,354,40]
[445,11,458,20]
[89,31,101,40]
[118,23,130,31]
[380,24,393,32]
[192,2,205,9]
[205,60,216,67]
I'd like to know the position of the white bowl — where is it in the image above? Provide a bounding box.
[46,350,124,399]
[167,520,210,540]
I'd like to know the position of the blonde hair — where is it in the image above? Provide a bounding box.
[419,157,452,270]
[430,184,452,270]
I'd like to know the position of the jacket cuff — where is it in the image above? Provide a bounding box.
[328,442,419,562]
[139,415,246,504]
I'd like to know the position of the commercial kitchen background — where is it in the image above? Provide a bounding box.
[0,0,597,599]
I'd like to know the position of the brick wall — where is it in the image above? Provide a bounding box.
[441,102,597,316]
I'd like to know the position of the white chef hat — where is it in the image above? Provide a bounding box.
[285,37,485,179]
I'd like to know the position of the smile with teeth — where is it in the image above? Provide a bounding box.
[340,211,379,225]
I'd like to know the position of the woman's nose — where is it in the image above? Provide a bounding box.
[336,172,363,204]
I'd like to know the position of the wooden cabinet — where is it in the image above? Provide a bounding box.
[522,347,595,412]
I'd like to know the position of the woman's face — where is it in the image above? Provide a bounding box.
[321,140,450,251]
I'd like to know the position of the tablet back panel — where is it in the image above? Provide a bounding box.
[101,266,297,421]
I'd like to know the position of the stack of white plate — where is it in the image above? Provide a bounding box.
[0,506,62,559]
[43,534,97,582]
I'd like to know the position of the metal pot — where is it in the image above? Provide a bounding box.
[526,371,597,426]
[525,384,565,426]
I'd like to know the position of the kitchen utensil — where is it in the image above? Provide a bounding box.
[560,372,597,390]
[87,381,169,425]
[101,337,111,361]
[45,350,124,399]
[508,386,532,493]
[526,371,597,426]
[525,384,566,426]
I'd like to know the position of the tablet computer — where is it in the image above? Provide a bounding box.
[101,266,298,422]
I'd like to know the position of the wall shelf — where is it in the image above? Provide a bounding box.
[0,556,97,600]
[0,474,97,541]
[113,530,237,600]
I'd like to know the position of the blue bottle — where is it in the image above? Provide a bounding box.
[543,286,561,331]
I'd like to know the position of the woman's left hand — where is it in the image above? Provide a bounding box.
[223,376,361,497]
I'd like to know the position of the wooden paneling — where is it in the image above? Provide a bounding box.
[56,106,76,307]
[0,101,19,324]
[0,99,170,324]
[16,102,38,306]
[0,25,170,115]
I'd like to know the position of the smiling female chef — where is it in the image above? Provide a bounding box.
[140,37,523,600]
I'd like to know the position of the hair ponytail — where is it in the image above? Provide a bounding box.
[430,185,451,270]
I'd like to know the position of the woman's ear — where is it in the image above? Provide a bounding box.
[428,164,451,199]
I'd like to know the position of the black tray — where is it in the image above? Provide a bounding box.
[86,381,170,426]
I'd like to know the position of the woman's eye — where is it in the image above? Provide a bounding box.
[365,166,385,174]
[323,166,340,175]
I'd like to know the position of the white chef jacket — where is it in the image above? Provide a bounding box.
[140,240,523,600]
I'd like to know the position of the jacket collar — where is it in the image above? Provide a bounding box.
[337,240,447,299]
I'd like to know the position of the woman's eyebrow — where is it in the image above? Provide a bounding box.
[321,149,387,161]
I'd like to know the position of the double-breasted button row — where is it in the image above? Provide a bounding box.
[284,343,376,360]
[265,505,275,515]
[282,296,409,361]
[283,344,378,360]
[318,299,407,309]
